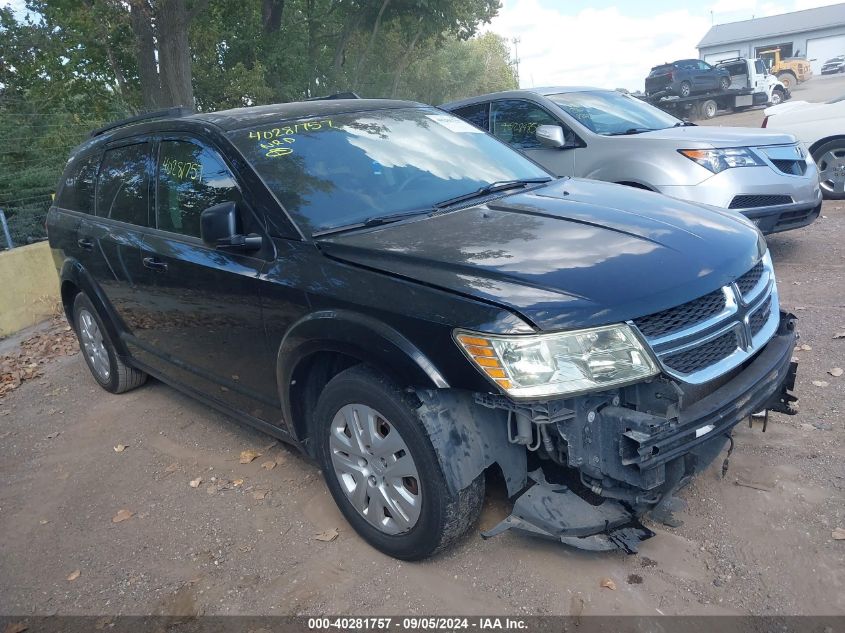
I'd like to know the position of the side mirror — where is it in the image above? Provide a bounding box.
[535,124,566,149]
[200,201,262,251]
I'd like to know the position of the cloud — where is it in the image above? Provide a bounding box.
[488,0,845,92]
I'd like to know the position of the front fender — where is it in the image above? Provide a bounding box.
[276,310,450,432]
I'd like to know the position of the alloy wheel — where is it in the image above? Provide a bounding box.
[328,403,421,535]
[817,147,845,196]
[78,308,111,382]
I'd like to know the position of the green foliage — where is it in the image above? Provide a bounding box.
[0,0,517,243]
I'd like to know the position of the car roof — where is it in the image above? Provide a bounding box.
[441,87,604,109]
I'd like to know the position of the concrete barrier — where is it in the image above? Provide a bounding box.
[0,242,61,338]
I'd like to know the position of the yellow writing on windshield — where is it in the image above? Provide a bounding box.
[247,119,335,158]
[162,157,202,181]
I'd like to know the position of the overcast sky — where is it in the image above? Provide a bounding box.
[487,0,845,92]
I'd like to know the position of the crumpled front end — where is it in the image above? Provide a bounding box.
[477,312,798,553]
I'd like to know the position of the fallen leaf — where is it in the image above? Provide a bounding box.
[600,577,616,591]
[833,527,845,540]
[829,368,843,377]
[112,509,134,523]
[67,569,81,581]
[799,344,812,351]
[314,528,339,542]
[261,460,276,470]
[189,477,202,488]
[45,431,60,439]
[239,449,262,464]
[232,478,244,486]
[812,380,829,387]
[164,463,178,473]
[4,622,28,633]
[833,332,845,340]
[113,444,127,452]
[39,519,49,525]
[252,490,268,500]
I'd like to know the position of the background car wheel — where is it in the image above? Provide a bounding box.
[769,89,783,105]
[699,99,718,119]
[679,81,691,98]
[719,76,730,91]
[72,293,147,393]
[812,140,845,199]
[314,365,484,560]
[776,72,795,90]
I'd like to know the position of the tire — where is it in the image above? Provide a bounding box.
[314,365,484,560]
[679,81,691,98]
[812,139,845,200]
[719,76,730,91]
[700,99,718,119]
[777,72,796,90]
[72,293,147,394]
[770,89,783,106]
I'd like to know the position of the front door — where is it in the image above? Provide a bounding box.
[489,99,577,177]
[131,136,278,421]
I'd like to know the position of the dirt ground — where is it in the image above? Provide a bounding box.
[2,96,845,619]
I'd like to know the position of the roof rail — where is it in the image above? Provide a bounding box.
[305,92,361,101]
[715,57,747,65]
[89,107,193,138]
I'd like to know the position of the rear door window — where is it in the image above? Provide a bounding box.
[57,154,100,214]
[155,140,240,238]
[452,103,490,131]
[96,142,151,226]
[490,100,559,150]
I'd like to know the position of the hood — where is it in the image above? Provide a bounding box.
[764,100,819,117]
[317,179,765,331]
[634,125,795,147]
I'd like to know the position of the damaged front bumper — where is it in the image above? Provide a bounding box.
[473,313,798,553]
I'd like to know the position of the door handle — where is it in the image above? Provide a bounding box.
[142,256,168,272]
[77,238,93,250]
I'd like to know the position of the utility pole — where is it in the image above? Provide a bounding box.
[512,36,521,87]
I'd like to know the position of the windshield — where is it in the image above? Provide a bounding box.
[228,107,549,235]
[547,90,681,135]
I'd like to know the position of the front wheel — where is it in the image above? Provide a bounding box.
[812,139,845,199]
[679,81,691,98]
[719,76,730,91]
[314,365,484,560]
[770,89,784,105]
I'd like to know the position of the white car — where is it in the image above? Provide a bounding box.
[763,95,845,199]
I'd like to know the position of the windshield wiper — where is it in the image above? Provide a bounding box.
[606,127,653,136]
[312,208,433,238]
[433,177,552,209]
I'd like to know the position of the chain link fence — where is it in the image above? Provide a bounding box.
[0,195,53,250]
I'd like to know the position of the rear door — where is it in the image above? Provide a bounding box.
[489,99,577,176]
[76,139,152,336]
[131,135,278,420]
[696,60,719,89]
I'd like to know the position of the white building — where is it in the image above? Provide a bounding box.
[698,3,845,74]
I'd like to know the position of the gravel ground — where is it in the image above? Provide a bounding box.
[1,95,844,617]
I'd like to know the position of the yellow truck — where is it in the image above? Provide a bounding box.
[759,48,813,90]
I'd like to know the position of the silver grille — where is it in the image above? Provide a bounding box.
[631,252,779,384]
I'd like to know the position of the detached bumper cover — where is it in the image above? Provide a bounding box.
[483,313,798,553]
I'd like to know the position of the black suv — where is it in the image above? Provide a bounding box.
[645,59,732,97]
[47,100,798,560]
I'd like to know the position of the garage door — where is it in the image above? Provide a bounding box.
[807,35,845,74]
[704,50,740,64]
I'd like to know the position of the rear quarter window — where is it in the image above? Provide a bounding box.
[56,154,100,213]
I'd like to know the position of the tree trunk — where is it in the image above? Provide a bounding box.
[129,0,162,109]
[390,19,423,98]
[331,12,361,90]
[156,0,207,109]
[262,0,285,34]
[352,0,390,89]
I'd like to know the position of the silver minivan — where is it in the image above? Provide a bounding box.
[442,87,822,234]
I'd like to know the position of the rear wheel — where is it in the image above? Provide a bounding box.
[699,99,718,119]
[777,72,796,90]
[72,293,147,393]
[679,81,691,98]
[314,365,484,560]
[812,139,845,199]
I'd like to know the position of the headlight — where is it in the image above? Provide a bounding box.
[679,148,764,173]
[454,324,659,399]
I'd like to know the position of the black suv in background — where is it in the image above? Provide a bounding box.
[48,100,798,560]
[646,59,732,97]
